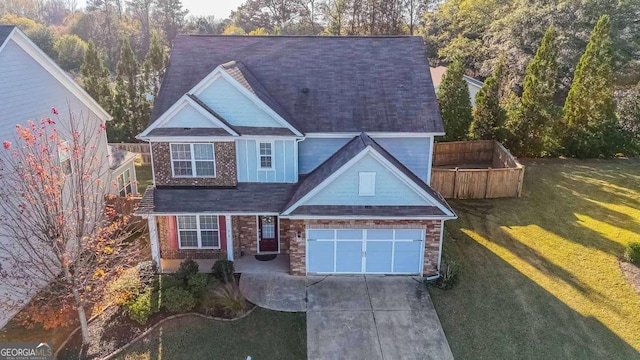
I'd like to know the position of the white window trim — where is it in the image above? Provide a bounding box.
[170,143,217,178]
[58,140,73,175]
[117,168,133,196]
[257,141,275,171]
[358,171,376,196]
[177,215,221,249]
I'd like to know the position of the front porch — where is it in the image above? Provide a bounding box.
[160,254,291,274]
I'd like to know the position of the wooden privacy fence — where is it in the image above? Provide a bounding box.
[430,140,525,199]
[109,142,151,164]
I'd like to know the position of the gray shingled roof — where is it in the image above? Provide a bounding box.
[0,26,15,47]
[289,205,447,217]
[151,35,443,133]
[148,128,233,136]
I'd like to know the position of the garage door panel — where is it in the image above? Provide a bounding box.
[366,229,393,240]
[365,241,393,273]
[395,229,423,240]
[308,241,335,273]
[336,229,363,239]
[336,241,362,272]
[393,241,422,273]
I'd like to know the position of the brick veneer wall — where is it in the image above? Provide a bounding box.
[157,216,227,260]
[151,142,237,187]
[286,219,442,276]
[232,216,257,256]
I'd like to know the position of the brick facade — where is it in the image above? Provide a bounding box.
[156,216,227,260]
[286,219,442,276]
[151,142,237,187]
[232,216,257,256]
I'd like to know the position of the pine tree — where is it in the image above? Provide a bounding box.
[507,26,560,156]
[563,15,618,157]
[143,31,168,99]
[437,57,473,141]
[469,55,507,141]
[155,0,188,44]
[114,37,149,142]
[81,40,113,114]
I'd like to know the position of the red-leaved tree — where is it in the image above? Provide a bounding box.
[0,109,145,343]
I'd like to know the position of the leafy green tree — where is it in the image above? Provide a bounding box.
[437,57,474,141]
[81,40,113,114]
[54,34,88,71]
[143,31,168,98]
[470,55,507,140]
[507,26,559,156]
[562,15,620,157]
[617,82,640,154]
[154,0,188,44]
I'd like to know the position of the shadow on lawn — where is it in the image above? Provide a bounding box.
[432,227,640,360]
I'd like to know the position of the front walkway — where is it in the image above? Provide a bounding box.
[239,272,306,312]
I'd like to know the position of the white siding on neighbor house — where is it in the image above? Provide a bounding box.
[298,137,433,182]
[197,76,285,128]
[304,154,431,206]
[161,102,220,128]
[236,139,297,182]
[374,137,432,183]
[298,137,351,174]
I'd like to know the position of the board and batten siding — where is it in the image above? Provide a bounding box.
[236,139,297,182]
[198,76,284,128]
[298,137,433,183]
[304,153,430,206]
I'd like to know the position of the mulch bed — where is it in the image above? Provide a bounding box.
[620,260,640,294]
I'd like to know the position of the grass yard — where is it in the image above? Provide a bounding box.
[135,164,153,196]
[116,308,306,360]
[430,158,640,359]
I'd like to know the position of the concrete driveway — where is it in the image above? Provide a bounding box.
[306,275,454,360]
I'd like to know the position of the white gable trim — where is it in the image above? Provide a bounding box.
[282,146,455,217]
[305,133,444,138]
[1,28,112,121]
[189,66,304,136]
[139,95,239,137]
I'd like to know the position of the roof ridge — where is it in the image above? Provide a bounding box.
[179,34,418,39]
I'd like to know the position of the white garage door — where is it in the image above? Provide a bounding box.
[306,228,424,274]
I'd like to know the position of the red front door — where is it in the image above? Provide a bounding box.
[258,216,278,252]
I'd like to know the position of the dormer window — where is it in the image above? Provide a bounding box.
[170,143,216,178]
[258,142,274,170]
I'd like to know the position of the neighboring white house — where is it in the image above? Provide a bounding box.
[430,66,484,107]
[0,25,137,328]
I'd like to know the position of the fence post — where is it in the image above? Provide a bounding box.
[453,167,459,199]
[516,167,525,197]
[484,168,491,199]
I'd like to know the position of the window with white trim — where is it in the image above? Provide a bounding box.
[58,140,72,175]
[170,143,216,177]
[258,142,273,169]
[177,215,220,249]
[117,168,133,197]
[359,172,376,196]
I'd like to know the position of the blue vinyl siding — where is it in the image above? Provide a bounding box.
[298,137,432,183]
[304,154,429,206]
[374,137,432,183]
[298,138,350,174]
[236,139,296,182]
[162,103,220,128]
[198,76,284,128]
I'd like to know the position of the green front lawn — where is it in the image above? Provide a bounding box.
[116,308,306,360]
[430,159,640,359]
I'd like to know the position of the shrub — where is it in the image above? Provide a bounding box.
[430,259,461,290]
[174,259,200,286]
[187,273,209,300]
[213,282,247,318]
[105,267,142,306]
[162,287,196,313]
[624,242,640,266]
[212,259,235,283]
[126,289,160,325]
[159,274,182,290]
[136,261,157,287]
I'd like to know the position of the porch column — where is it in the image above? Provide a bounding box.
[148,216,161,271]
[226,215,234,261]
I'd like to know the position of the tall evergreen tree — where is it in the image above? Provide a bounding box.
[81,40,113,114]
[143,31,168,99]
[470,55,507,141]
[155,0,188,44]
[437,57,473,141]
[563,15,619,158]
[507,26,559,156]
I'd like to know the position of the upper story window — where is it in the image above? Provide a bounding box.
[258,142,274,170]
[58,140,72,175]
[359,172,376,196]
[170,143,216,178]
[117,168,133,197]
[176,215,220,249]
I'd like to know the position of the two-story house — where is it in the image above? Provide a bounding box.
[0,26,138,328]
[136,35,456,277]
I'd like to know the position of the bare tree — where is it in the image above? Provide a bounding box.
[0,109,145,344]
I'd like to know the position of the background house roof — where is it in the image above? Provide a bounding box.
[0,26,15,47]
[152,35,443,133]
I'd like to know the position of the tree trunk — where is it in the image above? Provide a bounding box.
[72,287,90,343]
